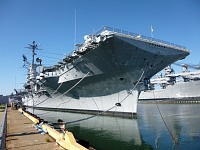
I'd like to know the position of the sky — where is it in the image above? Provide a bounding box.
[0,0,200,96]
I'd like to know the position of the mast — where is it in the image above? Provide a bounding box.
[24,41,41,114]
[26,41,38,65]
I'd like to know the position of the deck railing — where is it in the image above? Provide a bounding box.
[0,105,7,150]
[95,26,186,50]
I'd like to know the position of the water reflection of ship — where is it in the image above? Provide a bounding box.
[26,104,200,149]
[137,104,182,149]
[30,109,152,150]
[139,63,200,103]
[137,104,200,149]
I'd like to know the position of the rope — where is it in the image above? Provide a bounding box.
[51,61,83,95]
[34,71,90,112]
[155,102,181,149]
[92,97,100,111]
[120,70,144,104]
[34,71,90,107]
[52,82,63,94]
[63,70,145,124]
[152,88,181,149]
[59,61,83,77]
[27,59,84,107]
[56,71,90,100]
[38,70,145,118]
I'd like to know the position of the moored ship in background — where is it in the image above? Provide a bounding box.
[21,26,190,117]
[139,63,200,103]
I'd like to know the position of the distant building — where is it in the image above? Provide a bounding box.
[0,95,9,104]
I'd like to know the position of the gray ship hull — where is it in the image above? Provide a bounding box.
[22,27,190,117]
[139,80,200,102]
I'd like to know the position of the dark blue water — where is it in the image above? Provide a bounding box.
[29,104,200,150]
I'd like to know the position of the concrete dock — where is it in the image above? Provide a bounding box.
[0,110,4,121]
[6,108,61,150]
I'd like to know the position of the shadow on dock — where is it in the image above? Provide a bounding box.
[6,108,61,150]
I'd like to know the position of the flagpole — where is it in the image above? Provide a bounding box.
[74,9,76,50]
[151,25,154,38]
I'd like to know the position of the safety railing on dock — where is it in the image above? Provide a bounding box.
[95,26,187,50]
[0,105,7,150]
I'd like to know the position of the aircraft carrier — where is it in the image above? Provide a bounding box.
[21,26,190,117]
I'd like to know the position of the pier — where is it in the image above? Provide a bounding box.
[6,108,61,150]
[2,107,92,150]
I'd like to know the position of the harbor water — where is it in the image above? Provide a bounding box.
[28,103,200,150]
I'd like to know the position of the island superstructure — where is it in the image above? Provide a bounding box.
[21,26,190,117]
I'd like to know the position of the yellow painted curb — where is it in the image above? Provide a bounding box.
[18,108,88,150]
